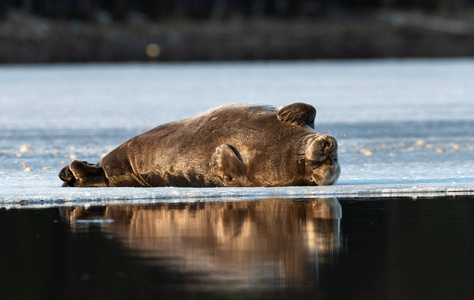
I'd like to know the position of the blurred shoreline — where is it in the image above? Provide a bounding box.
[1,9,474,64]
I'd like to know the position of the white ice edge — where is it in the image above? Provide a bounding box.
[2,182,473,209]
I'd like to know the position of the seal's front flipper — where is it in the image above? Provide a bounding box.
[210,144,250,187]
[59,160,108,187]
[277,102,316,128]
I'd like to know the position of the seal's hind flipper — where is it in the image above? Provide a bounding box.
[59,164,75,187]
[59,160,108,187]
[210,144,250,187]
[277,103,316,128]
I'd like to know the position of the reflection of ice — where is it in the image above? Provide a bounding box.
[60,198,342,290]
[1,182,473,209]
[1,60,473,206]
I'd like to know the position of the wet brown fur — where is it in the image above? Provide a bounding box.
[59,103,340,187]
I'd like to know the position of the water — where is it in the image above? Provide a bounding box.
[0,59,473,205]
[1,196,473,299]
[1,59,474,298]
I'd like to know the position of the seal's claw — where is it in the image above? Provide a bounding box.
[277,102,316,128]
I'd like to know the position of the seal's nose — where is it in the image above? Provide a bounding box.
[321,135,337,152]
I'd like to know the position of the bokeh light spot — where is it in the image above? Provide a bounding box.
[146,43,161,59]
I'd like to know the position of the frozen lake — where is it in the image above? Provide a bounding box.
[1,59,473,207]
[1,59,474,299]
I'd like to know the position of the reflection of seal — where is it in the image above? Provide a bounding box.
[59,103,340,187]
[59,198,342,287]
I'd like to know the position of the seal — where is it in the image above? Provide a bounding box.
[59,103,340,187]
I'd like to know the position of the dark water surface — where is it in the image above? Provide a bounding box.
[1,197,473,299]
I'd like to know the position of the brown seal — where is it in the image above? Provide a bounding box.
[59,103,340,187]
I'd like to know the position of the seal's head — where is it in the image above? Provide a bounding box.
[298,134,340,186]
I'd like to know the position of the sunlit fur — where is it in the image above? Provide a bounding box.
[59,103,340,187]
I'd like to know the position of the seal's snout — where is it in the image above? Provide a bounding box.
[323,135,339,164]
[304,134,340,186]
[305,134,338,162]
[310,155,341,186]
[320,135,338,154]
